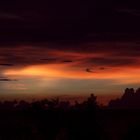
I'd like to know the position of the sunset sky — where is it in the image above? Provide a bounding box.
[0,0,140,104]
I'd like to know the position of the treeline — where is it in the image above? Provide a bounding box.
[0,89,140,140]
[0,94,103,140]
[1,87,140,111]
[0,94,98,111]
[109,87,140,109]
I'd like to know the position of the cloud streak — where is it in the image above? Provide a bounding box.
[0,78,17,82]
[0,41,139,99]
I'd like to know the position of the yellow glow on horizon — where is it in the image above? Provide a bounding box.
[3,64,140,84]
[4,66,56,76]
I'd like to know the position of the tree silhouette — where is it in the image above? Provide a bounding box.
[108,87,140,109]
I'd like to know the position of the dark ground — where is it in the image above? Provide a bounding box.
[0,109,140,140]
[0,91,140,140]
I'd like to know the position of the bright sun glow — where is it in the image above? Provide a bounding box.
[3,64,140,84]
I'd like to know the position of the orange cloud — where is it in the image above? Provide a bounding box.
[3,63,140,85]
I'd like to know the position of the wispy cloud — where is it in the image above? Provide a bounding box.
[0,78,17,82]
[0,12,24,20]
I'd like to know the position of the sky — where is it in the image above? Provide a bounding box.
[0,0,140,104]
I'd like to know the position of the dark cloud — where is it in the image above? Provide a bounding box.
[0,63,14,66]
[86,57,138,67]
[116,9,140,16]
[0,78,17,82]
[0,0,139,43]
[62,60,73,63]
[0,12,24,20]
[99,67,106,70]
[34,41,140,55]
[40,58,58,61]
[86,68,94,73]
[0,41,139,70]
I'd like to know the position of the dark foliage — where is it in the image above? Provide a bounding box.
[1,90,140,140]
[109,87,140,109]
[0,94,104,140]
